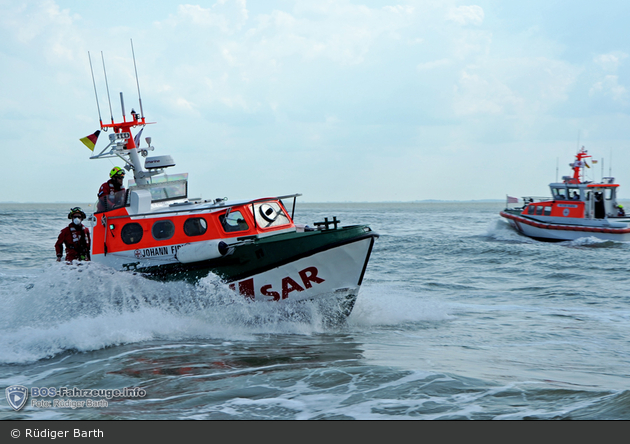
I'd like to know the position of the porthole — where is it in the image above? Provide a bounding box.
[121,223,143,245]
[184,217,208,236]
[152,220,175,240]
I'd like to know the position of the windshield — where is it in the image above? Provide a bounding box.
[128,173,188,202]
[96,189,128,213]
[252,202,291,228]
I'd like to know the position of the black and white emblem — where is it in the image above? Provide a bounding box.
[6,385,28,411]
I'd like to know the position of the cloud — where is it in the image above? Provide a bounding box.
[383,5,415,15]
[453,57,579,116]
[446,5,484,26]
[590,53,628,103]
[2,0,630,203]
[452,29,492,59]
[161,1,249,33]
[590,75,628,101]
[0,0,74,44]
[454,70,521,115]
[593,52,628,71]
[417,58,450,71]
[245,3,415,66]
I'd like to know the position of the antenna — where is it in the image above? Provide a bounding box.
[101,51,114,124]
[130,39,145,119]
[120,92,126,120]
[576,130,580,153]
[556,157,558,182]
[88,51,103,125]
[609,148,612,176]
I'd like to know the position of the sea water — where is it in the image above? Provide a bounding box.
[0,202,629,420]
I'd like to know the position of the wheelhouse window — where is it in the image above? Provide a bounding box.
[128,173,188,203]
[184,217,208,236]
[552,188,568,200]
[567,188,581,200]
[121,223,143,245]
[219,210,249,233]
[152,220,175,240]
[253,202,291,228]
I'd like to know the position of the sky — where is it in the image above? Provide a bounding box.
[1,0,630,203]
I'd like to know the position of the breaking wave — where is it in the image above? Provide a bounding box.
[0,262,448,364]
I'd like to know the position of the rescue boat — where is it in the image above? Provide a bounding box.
[82,45,378,316]
[500,147,630,242]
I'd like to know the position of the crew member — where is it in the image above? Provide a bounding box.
[55,208,91,262]
[617,204,625,217]
[97,166,126,212]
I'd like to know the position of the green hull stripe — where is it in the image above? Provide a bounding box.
[139,225,378,283]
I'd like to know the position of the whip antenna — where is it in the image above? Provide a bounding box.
[88,51,103,126]
[576,130,580,153]
[101,51,114,124]
[130,39,145,119]
[609,148,612,177]
[120,92,126,120]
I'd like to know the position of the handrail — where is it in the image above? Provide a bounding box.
[100,194,302,220]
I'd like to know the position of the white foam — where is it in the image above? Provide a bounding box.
[485,219,530,242]
[0,262,359,363]
[348,283,453,327]
[562,236,617,247]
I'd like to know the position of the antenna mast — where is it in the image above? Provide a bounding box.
[576,130,580,153]
[101,52,114,124]
[120,92,126,121]
[89,44,154,186]
[130,39,145,119]
[609,149,613,176]
[88,52,103,126]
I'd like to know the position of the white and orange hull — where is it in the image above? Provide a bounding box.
[500,211,630,242]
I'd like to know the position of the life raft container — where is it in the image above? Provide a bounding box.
[175,240,229,263]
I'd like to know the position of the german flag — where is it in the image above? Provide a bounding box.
[80,130,100,151]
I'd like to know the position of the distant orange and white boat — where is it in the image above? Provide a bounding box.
[500,147,630,242]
